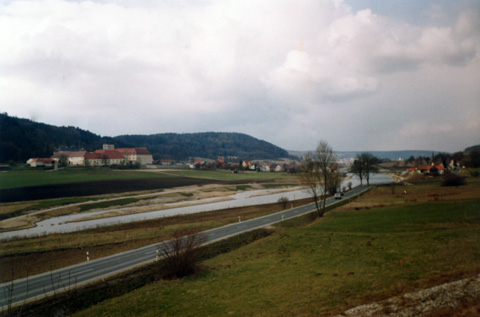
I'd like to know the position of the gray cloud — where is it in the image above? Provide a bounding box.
[0,0,478,153]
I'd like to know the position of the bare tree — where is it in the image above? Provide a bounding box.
[278,196,289,209]
[351,153,379,186]
[298,141,337,217]
[316,141,337,213]
[350,158,364,185]
[159,228,207,279]
[298,154,322,216]
[57,154,69,167]
[327,170,342,194]
[360,153,379,185]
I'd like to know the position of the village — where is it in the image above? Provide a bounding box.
[25,144,465,180]
[25,143,303,172]
[26,144,153,168]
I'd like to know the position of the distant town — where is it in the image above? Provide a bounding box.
[27,144,153,168]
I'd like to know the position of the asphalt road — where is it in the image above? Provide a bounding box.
[0,185,369,309]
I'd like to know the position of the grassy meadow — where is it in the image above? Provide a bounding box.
[0,167,296,190]
[72,179,480,316]
[158,169,297,182]
[0,168,172,190]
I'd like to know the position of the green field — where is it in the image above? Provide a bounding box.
[162,169,296,181]
[0,168,296,190]
[0,168,173,190]
[74,190,480,315]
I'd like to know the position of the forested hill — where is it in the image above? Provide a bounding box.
[465,145,480,152]
[0,114,290,162]
[0,113,131,162]
[114,133,290,160]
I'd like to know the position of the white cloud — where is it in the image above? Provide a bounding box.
[0,0,478,152]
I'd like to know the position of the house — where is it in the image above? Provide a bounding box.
[432,164,445,175]
[216,157,226,167]
[269,163,284,172]
[415,164,445,175]
[49,145,153,167]
[26,158,54,167]
[417,165,431,173]
[242,160,253,169]
[84,152,103,166]
[51,151,88,166]
[94,149,127,166]
[259,164,271,172]
[274,163,284,172]
[116,147,153,166]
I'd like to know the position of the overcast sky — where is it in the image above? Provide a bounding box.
[1,0,479,152]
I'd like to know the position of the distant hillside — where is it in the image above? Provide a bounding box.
[0,113,132,162]
[465,145,480,152]
[0,114,290,162]
[336,150,445,161]
[114,133,290,160]
[289,150,446,161]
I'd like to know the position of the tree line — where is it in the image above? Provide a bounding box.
[0,113,130,163]
[114,132,291,161]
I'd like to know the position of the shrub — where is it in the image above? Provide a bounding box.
[278,196,289,209]
[442,172,466,186]
[159,228,207,279]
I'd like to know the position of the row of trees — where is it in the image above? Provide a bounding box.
[350,153,379,185]
[297,141,336,217]
[298,141,379,217]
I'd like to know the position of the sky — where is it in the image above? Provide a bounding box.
[1,0,479,153]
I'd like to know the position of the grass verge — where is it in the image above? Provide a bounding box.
[3,229,272,317]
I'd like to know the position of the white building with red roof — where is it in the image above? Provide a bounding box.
[51,151,89,166]
[94,149,128,166]
[116,147,153,165]
[26,158,54,167]
[49,145,152,167]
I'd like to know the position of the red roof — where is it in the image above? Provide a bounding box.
[116,147,151,155]
[416,164,444,171]
[84,152,102,159]
[94,149,125,159]
[51,151,87,158]
[31,158,54,164]
[417,165,431,171]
